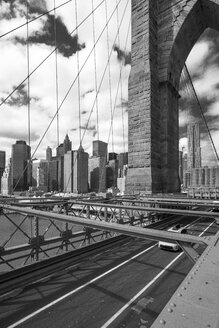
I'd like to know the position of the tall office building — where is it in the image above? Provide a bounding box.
[56,134,72,157]
[64,145,88,193]
[1,161,12,195]
[93,140,108,159]
[46,146,52,161]
[32,159,49,192]
[187,123,201,170]
[11,140,31,191]
[48,159,59,191]
[89,140,108,192]
[54,134,72,190]
[89,156,106,192]
[0,151,6,192]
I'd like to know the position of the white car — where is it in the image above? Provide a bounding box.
[158,225,187,251]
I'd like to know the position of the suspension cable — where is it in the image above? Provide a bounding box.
[74,0,82,146]
[98,6,131,191]
[81,0,128,145]
[92,0,99,141]
[12,0,127,193]
[31,0,123,164]
[64,0,128,193]
[0,0,74,39]
[54,0,60,147]
[104,0,114,153]
[116,0,126,153]
[26,0,31,148]
[26,0,32,189]
[0,0,107,108]
[81,0,130,194]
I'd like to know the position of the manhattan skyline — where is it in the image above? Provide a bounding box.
[0,1,219,166]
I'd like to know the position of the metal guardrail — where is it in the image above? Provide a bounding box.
[0,203,213,264]
[0,202,151,271]
[0,198,217,271]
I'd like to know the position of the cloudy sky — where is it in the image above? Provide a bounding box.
[0,0,131,162]
[0,0,218,167]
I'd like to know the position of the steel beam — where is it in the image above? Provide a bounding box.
[70,201,219,219]
[0,204,211,247]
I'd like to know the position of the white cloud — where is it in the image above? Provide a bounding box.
[0,0,130,161]
[186,41,210,73]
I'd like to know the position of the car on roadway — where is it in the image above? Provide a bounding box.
[158,224,187,251]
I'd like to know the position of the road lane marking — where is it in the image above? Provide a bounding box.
[7,243,157,328]
[100,219,214,328]
[100,252,184,328]
[7,220,214,328]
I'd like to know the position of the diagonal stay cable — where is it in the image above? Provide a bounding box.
[63,0,126,193]
[0,0,73,39]
[81,0,130,144]
[13,0,123,193]
[98,9,131,191]
[0,0,106,108]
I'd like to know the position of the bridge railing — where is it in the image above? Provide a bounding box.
[0,201,157,272]
[1,199,215,273]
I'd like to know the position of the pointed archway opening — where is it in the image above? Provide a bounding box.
[179,27,219,189]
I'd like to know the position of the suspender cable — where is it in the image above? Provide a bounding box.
[107,16,131,150]
[64,0,125,193]
[26,0,32,188]
[26,0,31,148]
[98,0,130,191]
[75,0,82,146]
[0,0,74,39]
[116,0,126,153]
[104,0,114,153]
[92,0,99,141]
[54,0,60,147]
[13,0,124,193]
[81,0,128,144]
[184,64,219,163]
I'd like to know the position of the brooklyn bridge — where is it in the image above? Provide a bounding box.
[0,1,219,327]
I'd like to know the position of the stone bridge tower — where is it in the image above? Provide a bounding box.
[126,0,219,194]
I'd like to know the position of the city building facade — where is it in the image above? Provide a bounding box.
[11,140,31,191]
[64,146,88,193]
[32,159,49,192]
[0,151,6,193]
[1,161,12,195]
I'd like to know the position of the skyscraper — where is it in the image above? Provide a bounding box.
[93,140,108,158]
[187,123,201,170]
[64,145,88,193]
[11,140,31,191]
[32,159,49,192]
[0,151,6,192]
[56,134,72,157]
[46,146,52,161]
[1,160,12,195]
[89,140,108,192]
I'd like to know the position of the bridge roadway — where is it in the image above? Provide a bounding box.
[0,217,217,328]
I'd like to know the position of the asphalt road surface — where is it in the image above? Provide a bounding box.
[0,217,217,328]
